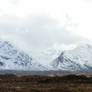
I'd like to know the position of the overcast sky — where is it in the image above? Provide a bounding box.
[0,0,92,56]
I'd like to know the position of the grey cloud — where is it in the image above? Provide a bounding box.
[19,15,84,48]
[0,14,86,54]
[0,15,18,35]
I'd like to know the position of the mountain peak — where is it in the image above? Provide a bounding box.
[0,41,46,71]
[51,43,92,71]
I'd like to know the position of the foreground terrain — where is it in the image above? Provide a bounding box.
[0,74,92,92]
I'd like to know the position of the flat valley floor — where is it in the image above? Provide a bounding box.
[0,74,92,92]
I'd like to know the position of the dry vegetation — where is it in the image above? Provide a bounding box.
[0,74,92,92]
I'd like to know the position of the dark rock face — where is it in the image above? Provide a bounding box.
[0,62,4,66]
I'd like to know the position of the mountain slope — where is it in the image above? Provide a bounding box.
[37,44,76,65]
[51,44,92,71]
[0,41,46,71]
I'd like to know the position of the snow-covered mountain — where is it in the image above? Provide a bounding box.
[1,40,92,72]
[0,41,46,71]
[51,44,92,71]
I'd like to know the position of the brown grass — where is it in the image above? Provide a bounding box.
[0,74,92,92]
